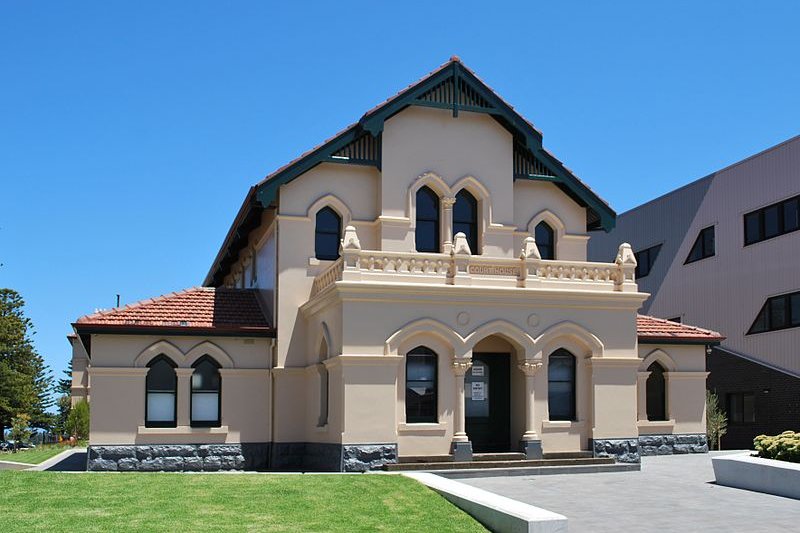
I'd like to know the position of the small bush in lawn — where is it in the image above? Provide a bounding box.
[753,431,800,463]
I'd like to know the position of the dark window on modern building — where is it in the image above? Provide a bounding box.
[634,244,662,278]
[748,290,800,334]
[146,355,177,427]
[727,392,755,424]
[453,190,478,254]
[646,362,667,421]
[415,186,440,253]
[535,222,555,260]
[744,194,800,246]
[315,206,342,261]
[406,346,437,423]
[191,356,221,427]
[685,226,715,264]
[548,349,576,421]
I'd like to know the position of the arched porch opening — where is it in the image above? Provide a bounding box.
[467,335,526,453]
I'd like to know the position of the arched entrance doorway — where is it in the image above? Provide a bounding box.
[465,335,522,453]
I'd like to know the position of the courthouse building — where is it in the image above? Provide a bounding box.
[70,58,722,471]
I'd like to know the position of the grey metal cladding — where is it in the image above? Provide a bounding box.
[588,176,713,313]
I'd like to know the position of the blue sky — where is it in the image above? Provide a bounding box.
[2,1,798,385]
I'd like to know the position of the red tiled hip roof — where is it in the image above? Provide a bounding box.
[73,287,273,337]
[637,315,724,343]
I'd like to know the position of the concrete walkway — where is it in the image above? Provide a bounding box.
[460,452,800,532]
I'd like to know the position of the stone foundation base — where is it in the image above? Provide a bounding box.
[638,434,708,456]
[592,438,640,463]
[87,443,271,472]
[271,442,397,472]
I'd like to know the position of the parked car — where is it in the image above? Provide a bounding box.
[0,441,13,451]
[17,442,35,449]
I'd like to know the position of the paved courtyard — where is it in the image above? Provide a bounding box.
[460,452,800,532]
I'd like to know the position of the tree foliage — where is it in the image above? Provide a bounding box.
[0,288,54,435]
[10,413,32,443]
[66,399,90,440]
[706,389,728,450]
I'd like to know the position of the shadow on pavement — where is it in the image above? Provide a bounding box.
[46,452,87,471]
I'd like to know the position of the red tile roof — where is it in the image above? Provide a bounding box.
[637,315,724,343]
[74,287,272,336]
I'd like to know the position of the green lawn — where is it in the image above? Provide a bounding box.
[0,443,77,465]
[0,472,487,532]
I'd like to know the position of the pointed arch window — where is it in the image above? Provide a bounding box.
[535,221,555,260]
[315,206,342,261]
[415,186,440,252]
[406,346,438,423]
[146,355,177,427]
[646,362,667,421]
[191,356,221,427]
[548,349,575,421]
[453,190,478,254]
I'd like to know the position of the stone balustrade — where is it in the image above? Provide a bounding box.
[309,226,638,297]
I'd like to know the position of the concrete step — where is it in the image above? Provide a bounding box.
[384,457,615,472]
[542,451,594,460]
[399,452,527,464]
[439,462,641,478]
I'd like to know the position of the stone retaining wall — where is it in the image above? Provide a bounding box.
[592,438,641,463]
[87,443,270,472]
[638,434,708,456]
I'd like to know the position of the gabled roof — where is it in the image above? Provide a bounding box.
[205,57,616,286]
[73,287,273,337]
[637,315,724,344]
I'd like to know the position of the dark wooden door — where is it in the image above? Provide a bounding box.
[465,353,511,452]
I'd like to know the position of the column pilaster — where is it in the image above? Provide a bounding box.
[442,196,456,254]
[451,358,472,461]
[518,360,543,459]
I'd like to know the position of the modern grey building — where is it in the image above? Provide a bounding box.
[590,135,800,448]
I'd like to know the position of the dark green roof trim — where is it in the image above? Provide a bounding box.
[73,325,275,338]
[208,58,617,285]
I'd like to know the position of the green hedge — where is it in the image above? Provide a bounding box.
[753,431,800,463]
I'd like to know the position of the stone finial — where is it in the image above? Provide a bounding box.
[615,242,637,266]
[521,236,541,260]
[453,232,472,256]
[341,225,361,251]
[518,360,543,377]
[452,358,473,376]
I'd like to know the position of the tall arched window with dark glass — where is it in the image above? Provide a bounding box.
[535,221,555,260]
[191,356,221,427]
[548,349,576,421]
[315,207,342,261]
[146,355,177,427]
[406,346,437,423]
[646,362,667,421]
[453,190,478,254]
[415,186,440,252]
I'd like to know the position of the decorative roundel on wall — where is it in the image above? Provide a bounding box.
[527,313,540,328]
[457,312,471,326]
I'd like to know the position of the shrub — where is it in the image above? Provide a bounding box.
[753,431,800,463]
[66,400,90,440]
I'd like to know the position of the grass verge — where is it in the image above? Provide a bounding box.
[0,444,78,465]
[0,471,487,532]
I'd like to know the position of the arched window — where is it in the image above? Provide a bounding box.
[646,362,667,421]
[548,349,576,421]
[315,206,342,261]
[146,355,177,427]
[415,186,440,253]
[535,221,555,260]
[453,190,478,254]
[406,346,438,423]
[318,338,329,427]
[191,356,221,427]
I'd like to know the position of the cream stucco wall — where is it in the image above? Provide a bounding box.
[86,334,272,446]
